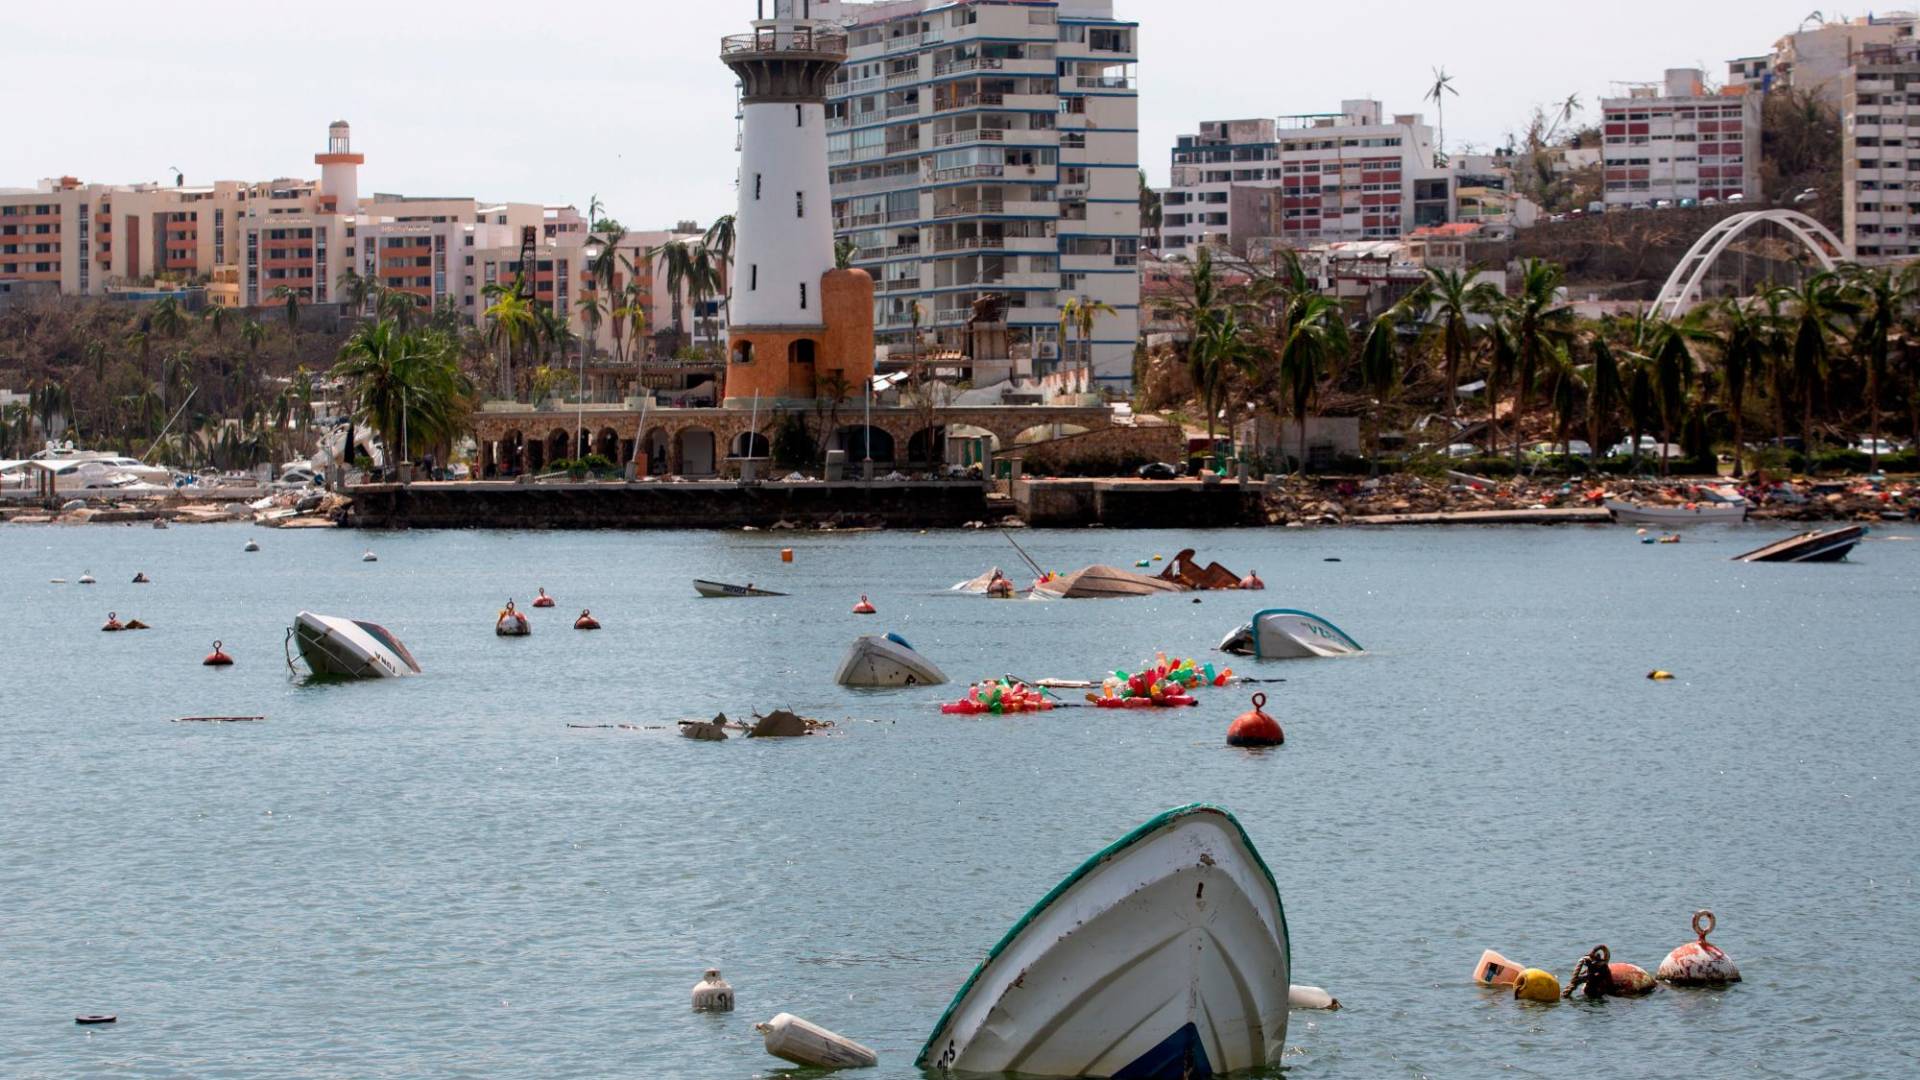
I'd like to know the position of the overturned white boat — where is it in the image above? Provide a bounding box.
[291,612,422,678]
[918,804,1289,1079]
[834,633,948,688]
[1219,609,1364,660]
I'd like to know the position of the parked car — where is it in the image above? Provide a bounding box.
[1527,440,1593,459]
[1136,461,1179,480]
[1702,196,1721,207]
[1727,193,1746,203]
[1444,442,1482,459]
[1631,201,1654,211]
[1653,199,1676,210]
[1608,436,1684,461]
[1678,197,1698,208]
[1587,201,1607,214]
[1853,437,1903,457]
[1793,188,1820,205]
[272,466,321,491]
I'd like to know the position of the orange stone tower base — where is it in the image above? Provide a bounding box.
[722,268,876,404]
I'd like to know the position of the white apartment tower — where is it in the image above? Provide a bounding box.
[1161,102,1451,254]
[1845,41,1920,264]
[824,0,1141,389]
[1599,69,1760,208]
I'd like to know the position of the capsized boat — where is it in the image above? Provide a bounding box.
[1733,525,1866,563]
[835,633,948,688]
[291,611,421,678]
[1605,498,1747,525]
[1155,549,1244,591]
[951,567,1022,597]
[1219,609,1365,659]
[918,804,1289,1078]
[1032,565,1186,600]
[694,579,787,598]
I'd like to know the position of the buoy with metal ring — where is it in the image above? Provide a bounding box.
[1657,910,1741,987]
[78,572,97,585]
[1240,571,1266,590]
[1227,693,1284,747]
[1648,670,1675,681]
[74,1014,116,1025]
[496,600,531,637]
[532,588,556,608]
[1565,944,1654,999]
[574,609,601,631]
[852,595,877,615]
[101,612,125,632]
[1513,968,1561,1003]
[691,968,734,1012]
[361,550,378,562]
[243,539,260,552]
[203,641,234,667]
[132,572,150,584]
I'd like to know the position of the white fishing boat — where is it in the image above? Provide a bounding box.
[834,633,948,688]
[693,579,787,598]
[1604,498,1747,525]
[1219,609,1365,660]
[918,804,1289,1079]
[290,611,421,678]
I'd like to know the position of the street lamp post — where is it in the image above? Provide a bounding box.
[863,375,874,482]
[578,239,603,463]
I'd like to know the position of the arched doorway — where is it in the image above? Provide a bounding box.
[731,431,771,460]
[499,429,526,477]
[594,427,618,461]
[906,425,948,467]
[677,427,717,476]
[546,429,570,468]
[837,425,896,463]
[640,426,670,476]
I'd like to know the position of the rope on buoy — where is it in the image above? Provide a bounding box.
[203,641,234,667]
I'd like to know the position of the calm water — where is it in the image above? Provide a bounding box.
[3,520,1918,1079]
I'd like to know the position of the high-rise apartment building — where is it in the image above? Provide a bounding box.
[1599,69,1760,208]
[822,0,1141,388]
[1844,41,1920,264]
[1161,102,1450,256]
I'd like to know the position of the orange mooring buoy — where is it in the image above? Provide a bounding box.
[101,612,125,632]
[203,640,234,667]
[574,609,601,630]
[1227,693,1283,747]
[1240,571,1266,591]
[1657,910,1742,986]
[532,588,556,608]
[852,595,877,615]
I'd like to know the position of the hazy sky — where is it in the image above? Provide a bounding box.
[5,1,1825,226]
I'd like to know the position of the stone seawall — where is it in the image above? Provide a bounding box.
[346,480,992,530]
[1014,478,1261,528]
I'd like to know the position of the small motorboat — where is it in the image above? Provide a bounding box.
[694,579,787,598]
[918,804,1289,1078]
[1219,609,1364,659]
[1032,565,1186,600]
[291,611,422,678]
[1605,499,1747,525]
[1733,525,1866,563]
[835,633,948,688]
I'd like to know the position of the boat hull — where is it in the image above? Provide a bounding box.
[1033,565,1187,601]
[1734,526,1865,563]
[1605,499,1747,525]
[1221,610,1363,659]
[834,634,948,688]
[919,805,1289,1079]
[293,612,421,678]
[693,579,786,598]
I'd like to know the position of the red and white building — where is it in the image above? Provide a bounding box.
[1600,68,1760,208]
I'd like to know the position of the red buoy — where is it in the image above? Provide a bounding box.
[1240,571,1266,591]
[203,640,234,667]
[852,595,877,615]
[101,612,125,633]
[532,588,556,608]
[1227,693,1283,747]
[574,609,601,630]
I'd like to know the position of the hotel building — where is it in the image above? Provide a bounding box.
[1599,69,1761,208]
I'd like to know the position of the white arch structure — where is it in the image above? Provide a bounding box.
[1653,210,1848,319]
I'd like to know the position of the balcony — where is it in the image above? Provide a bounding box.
[930,164,1006,182]
[934,57,1004,77]
[721,27,849,58]
[934,198,1004,218]
[932,236,1005,253]
[1073,75,1134,91]
[878,276,922,293]
[878,241,922,258]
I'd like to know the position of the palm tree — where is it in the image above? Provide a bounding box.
[1059,295,1117,392]
[1152,247,1233,440]
[649,240,694,353]
[1585,337,1623,467]
[124,328,152,380]
[338,268,377,318]
[613,281,649,365]
[378,289,422,333]
[1840,263,1917,470]
[332,320,473,469]
[484,281,538,400]
[1358,287,1428,454]
[1138,170,1163,254]
[1501,259,1578,462]
[1713,299,1765,475]
[1424,67,1458,167]
[1484,322,1516,456]
[241,318,266,357]
[201,304,233,341]
[1423,266,1498,416]
[1625,353,1658,472]
[704,215,736,329]
[1650,325,1694,474]
[835,237,859,269]
[149,295,188,341]
[270,284,302,332]
[1547,344,1584,456]
[1769,271,1855,459]
[1275,291,1352,471]
[1194,308,1250,448]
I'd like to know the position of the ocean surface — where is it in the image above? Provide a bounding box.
[3,519,1917,1079]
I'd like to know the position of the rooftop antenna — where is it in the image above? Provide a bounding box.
[170,166,183,187]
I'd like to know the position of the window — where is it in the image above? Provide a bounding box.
[755,174,762,200]
[800,282,808,309]
[797,192,805,218]
[797,104,804,127]
[734,340,754,364]
[751,264,758,290]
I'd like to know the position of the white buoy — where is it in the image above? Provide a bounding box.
[78,573,97,585]
[691,969,734,1012]
[1288,984,1341,1011]
[244,539,260,552]
[362,550,378,563]
[757,1013,878,1070]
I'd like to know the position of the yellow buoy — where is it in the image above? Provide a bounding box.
[1513,968,1561,1003]
[1648,670,1675,681]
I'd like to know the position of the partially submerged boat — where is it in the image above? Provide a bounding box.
[1032,565,1186,601]
[835,633,948,688]
[1605,498,1747,525]
[1733,525,1866,563]
[951,567,1022,597]
[918,804,1289,1078]
[1155,550,1245,591]
[694,579,787,598]
[1219,609,1365,659]
[291,612,421,678]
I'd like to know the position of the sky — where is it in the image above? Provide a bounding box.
[3,1,1832,227]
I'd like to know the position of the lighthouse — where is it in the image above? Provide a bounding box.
[720,0,875,405]
[314,121,363,214]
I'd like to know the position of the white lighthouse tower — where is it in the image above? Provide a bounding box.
[314,121,363,213]
[720,2,873,404]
